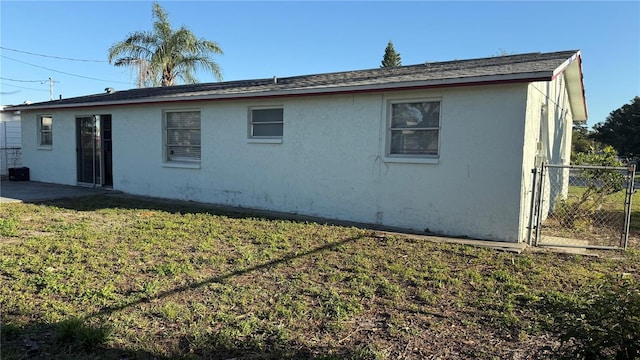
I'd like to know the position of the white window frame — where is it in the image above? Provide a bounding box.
[163,109,201,165]
[385,98,441,164]
[248,106,283,143]
[38,115,53,148]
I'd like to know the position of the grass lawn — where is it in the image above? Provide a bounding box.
[1,194,639,359]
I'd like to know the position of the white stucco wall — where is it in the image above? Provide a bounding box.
[20,84,531,241]
[21,109,77,184]
[518,74,574,242]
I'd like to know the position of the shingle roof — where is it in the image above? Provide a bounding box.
[11,50,582,111]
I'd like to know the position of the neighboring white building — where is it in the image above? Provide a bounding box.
[0,106,22,176]
[9,50,587,242]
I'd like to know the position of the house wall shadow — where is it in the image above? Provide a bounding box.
[31,193,432,237]
[2,318,377,359]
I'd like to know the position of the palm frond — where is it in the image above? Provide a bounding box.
[152,2,173,42]
[112,57,136,67]
[173,55,222,83]
[107,31,156,64]
[108,2,223,86]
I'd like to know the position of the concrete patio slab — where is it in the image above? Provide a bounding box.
[0,180,109,203]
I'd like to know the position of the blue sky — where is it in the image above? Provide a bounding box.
[1,1,638,128]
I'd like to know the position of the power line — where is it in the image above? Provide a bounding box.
[0,82,49,92]
[1,55,132,85]
[0,77,54,83]
[0,46,108,63]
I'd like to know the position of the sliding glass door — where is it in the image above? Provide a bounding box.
[76,115,112,186]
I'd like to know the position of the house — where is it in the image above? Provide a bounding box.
[0,106,22,176]
[8,50,587,242]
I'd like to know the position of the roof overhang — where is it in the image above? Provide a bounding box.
[552,51,587,121]
[9,71,554,112]
[9,50,586,115]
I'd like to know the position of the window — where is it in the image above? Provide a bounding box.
[388,100,440,157]
[39,115,53,146]
[165,110,201,162]
[250,107,283,138]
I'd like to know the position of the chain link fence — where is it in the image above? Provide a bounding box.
[531,163,636,250]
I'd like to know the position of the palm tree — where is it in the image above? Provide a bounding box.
[108,2,223,87]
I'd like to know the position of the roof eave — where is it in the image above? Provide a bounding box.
[10,71,553,112]
[552,51,587,121]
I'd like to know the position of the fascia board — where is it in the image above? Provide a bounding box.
[552,51,587,121]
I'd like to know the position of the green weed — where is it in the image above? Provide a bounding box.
[0,217,18,236]
[542,275,640,359]
[0,195,638,359]
[55,317,112,351]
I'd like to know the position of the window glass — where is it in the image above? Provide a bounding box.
[250,108,283,138]
[167,146,201,160]
[389,101,440,157]
[41,117,52,131]
[41,132,52,146]
[253,124,283,137]
[391,102,439,128]
[165,111,200,162]
[252,108,283,123]
[39,115,53,146]
[390,130,438,155]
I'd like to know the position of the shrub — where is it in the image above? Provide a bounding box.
[556,146,626,228]
[544,275,640,359]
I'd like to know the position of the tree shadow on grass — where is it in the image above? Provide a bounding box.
[86,233,366,320]
[2,208,375,359]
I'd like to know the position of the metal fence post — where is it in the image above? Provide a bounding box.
[533,163,546,247]
[527,167,539,245]
[622,164,636,250]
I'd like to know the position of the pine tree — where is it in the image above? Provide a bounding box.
[381,41,402,68]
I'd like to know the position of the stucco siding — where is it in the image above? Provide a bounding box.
[20,84,530,241]
[376,85,528,241]
[518,74,574,242]
[21,110,74,184]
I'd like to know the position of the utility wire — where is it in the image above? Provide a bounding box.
[2,55,132,85]
[0,77,54,83]
[0,46,108,63]
[0,82,49,92]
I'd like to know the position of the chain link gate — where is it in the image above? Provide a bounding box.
[529,163,636,250]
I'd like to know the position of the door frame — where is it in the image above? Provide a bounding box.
[75,114,112,187]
